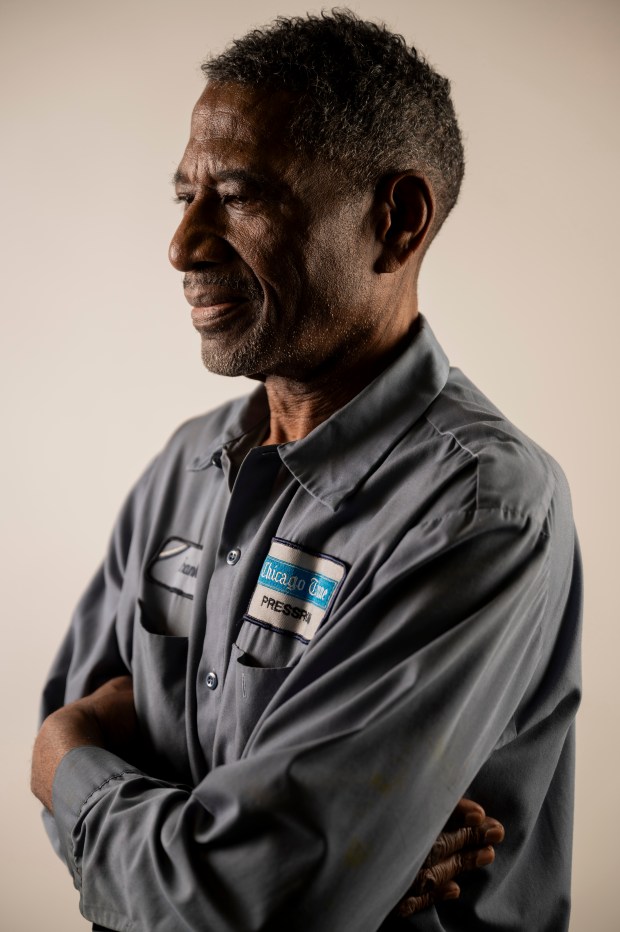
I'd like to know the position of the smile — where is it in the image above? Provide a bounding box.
[190,300,252,332]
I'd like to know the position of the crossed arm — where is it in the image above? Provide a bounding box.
[32,462,552,931]
[32,675,504,923]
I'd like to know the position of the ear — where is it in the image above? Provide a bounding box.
[373,172,435,274]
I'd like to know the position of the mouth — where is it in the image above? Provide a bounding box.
[189,297,253,333]
[183,275,263,334]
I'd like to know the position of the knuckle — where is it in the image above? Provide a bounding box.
[441,859,457,885]
[419,868,437,893]
[462,849,479,871]
[445,827,470,858]
[397,895,425,918]
[459,850,473,871]
[425,862,449,890]
[424,837,445,868]
[462,826,478,847]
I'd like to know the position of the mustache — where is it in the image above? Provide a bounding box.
[182,273,263,302]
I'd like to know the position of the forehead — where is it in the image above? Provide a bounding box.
[180,82,299,177]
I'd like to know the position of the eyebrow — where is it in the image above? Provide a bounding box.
[172,167,284,195]
[172,168,190,186]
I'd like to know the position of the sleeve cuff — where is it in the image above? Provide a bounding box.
[52,746,142,875]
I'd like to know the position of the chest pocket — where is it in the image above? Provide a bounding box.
[144,536,202,637]
[211,623,302,767]
[132,600,191,783]
[234,646,295,752]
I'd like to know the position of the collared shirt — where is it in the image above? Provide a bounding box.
[42,317,582,932]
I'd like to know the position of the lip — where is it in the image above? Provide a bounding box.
[190,300,250,331]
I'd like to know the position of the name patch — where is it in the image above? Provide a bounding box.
[147,537,203,600]
[246,538,347,643]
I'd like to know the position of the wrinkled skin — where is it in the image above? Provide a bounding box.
[397,797,505,916]
[169,81,432,444]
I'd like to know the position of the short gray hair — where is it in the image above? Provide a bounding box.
[203,9,465,231]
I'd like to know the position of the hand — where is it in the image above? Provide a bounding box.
[394,797,505,917]
[31,676,137,813]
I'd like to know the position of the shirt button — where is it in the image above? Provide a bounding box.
[206,671,218,690]
[226,548,241,565]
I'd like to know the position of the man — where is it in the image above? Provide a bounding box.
[32,10,581,931]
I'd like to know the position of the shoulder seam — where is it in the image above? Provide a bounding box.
[423,412,480,510]
[416,505,550,538]
[423,412,479,460]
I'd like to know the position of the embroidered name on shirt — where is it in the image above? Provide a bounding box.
[246,538,347,643]
[147,537,203,600]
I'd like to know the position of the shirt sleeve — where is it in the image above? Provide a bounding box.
[50,505,564,932]
[40,457,159,864]
[41,457,160,718]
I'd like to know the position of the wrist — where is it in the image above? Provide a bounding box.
[31,706,104,812]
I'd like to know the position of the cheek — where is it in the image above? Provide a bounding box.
[230,216,270,259]
[306,230,357,300]
[235,219,306,297]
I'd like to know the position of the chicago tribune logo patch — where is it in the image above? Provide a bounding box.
[245,537,347,643]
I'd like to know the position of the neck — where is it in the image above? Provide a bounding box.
[261,315,420,445]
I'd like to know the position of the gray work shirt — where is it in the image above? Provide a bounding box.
[42,317,582,931]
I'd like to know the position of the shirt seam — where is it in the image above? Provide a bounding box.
[78,768,142,817]
[423,412,480,460]
[423,412,481,510]
[323,504,551,634]
[416,504,550,537]
[71,768,142,882]
[421,414,557,535]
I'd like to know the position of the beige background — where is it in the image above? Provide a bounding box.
[1,0,618,929]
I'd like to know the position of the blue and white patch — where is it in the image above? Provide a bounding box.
[147,537,203,600]
[245,537,347,643]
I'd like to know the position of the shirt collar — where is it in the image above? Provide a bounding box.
[189,315,449,510]
[186,387,269,472]
[278,316,450,509]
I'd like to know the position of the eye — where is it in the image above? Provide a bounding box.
[173,193,194,210]
[221,193,253,208]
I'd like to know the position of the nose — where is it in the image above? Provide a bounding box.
[168,202,234,271]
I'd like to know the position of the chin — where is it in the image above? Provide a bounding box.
[200,340,268,379]
[199,318,293,379]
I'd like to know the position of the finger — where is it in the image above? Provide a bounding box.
[447,796,486,828]
[416,846,495,894]
[89,675,134,699]
[103,675,134,693]
[424,818,505,866]
[440,881,461,901]
[445,797,504,834]
[396,882,460,918]
[481,818,505,845]
[397,891,436,917]
[444,798,505,846]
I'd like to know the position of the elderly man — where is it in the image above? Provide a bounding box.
[32,10,581,931]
